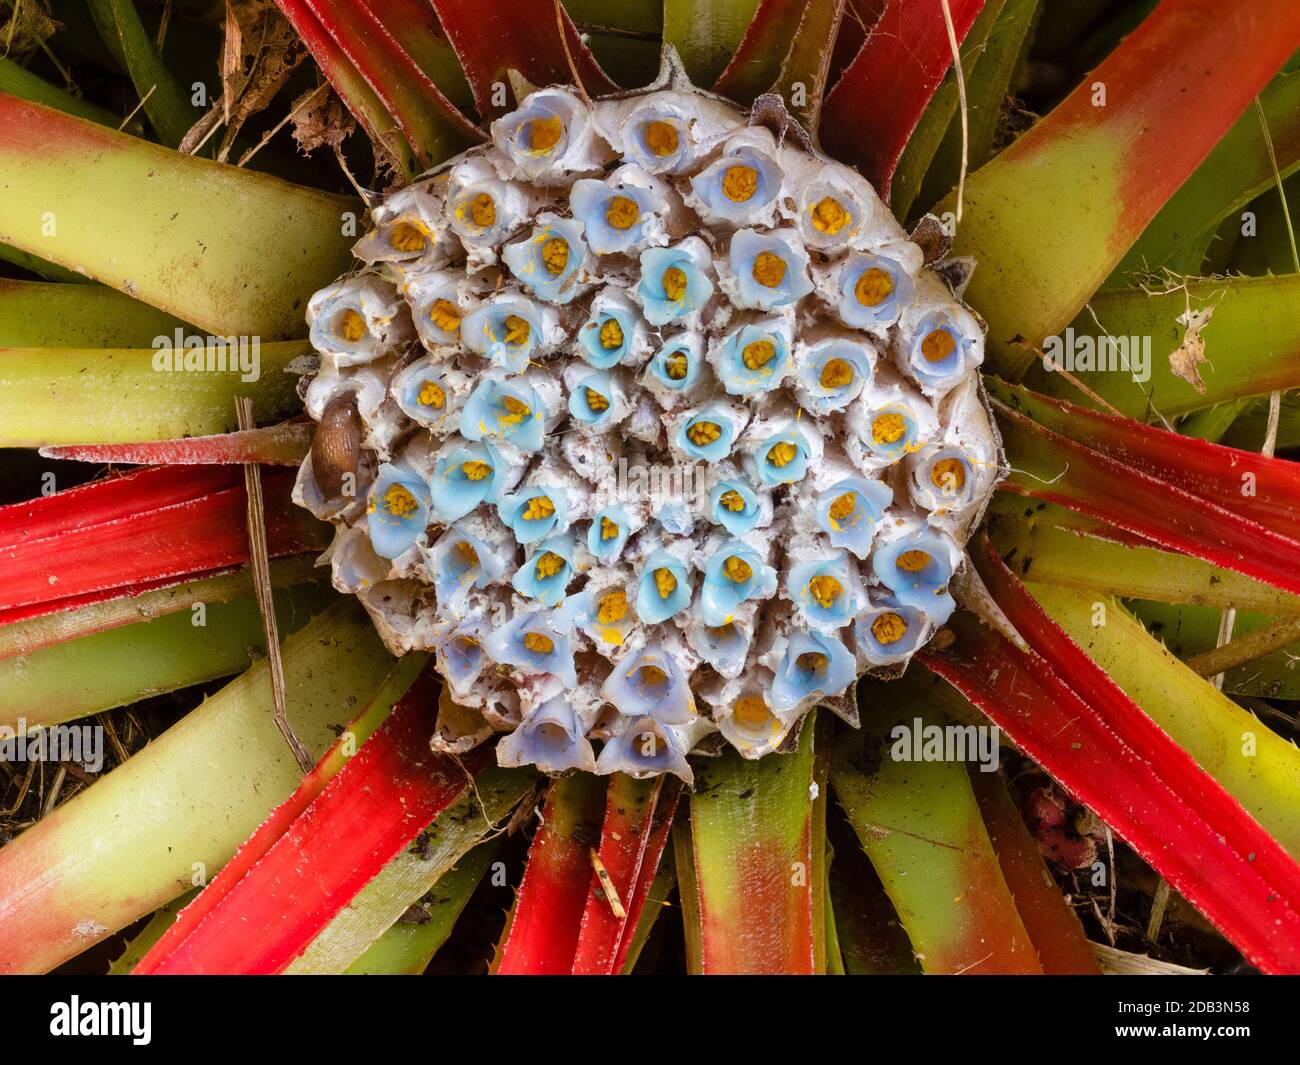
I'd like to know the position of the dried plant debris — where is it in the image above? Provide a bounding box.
[295,52,999,782]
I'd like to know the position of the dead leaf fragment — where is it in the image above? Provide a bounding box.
[1168,302,1216,393]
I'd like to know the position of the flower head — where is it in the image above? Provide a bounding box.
[428,439,506,522]
[770,631,857,713]
[460,295,551,373]
[836,250,917,331]
[634,549,693,624]
[712,319,793,396]
[570,165,668,255]
[502,214,590,304]
[726,229,813,310]
[460,376,545,453]
[636,238,713,325]
[688,139,783,225]
[699,539,777,626]
[365,463,430,559]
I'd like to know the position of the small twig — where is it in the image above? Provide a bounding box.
[1187,614,1300,680]
[155,0,173,50]
[554,0,591,106]
[236,397,314,773]
[589,847,626,919]
[117,84,157,132]
[1145,877,1172,942]
[237,81,328,168]
[939,0,969,224]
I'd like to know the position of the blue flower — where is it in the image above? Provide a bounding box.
[798,338,874,413]
[578,291,640,369]
[497,696,596,774]
[788,553,861,630]
[727,229,813,310]
[427,526,507,614]
[511,534,576,606]
[587,505,631,561]
[699,540,777,626]
[483,608,577,686]
[855,601,931,666]
[502,214,588,304]
[910,446,977,513]
[366,463,431,559]
[708,479,761,535]
[498,485,568,544]
[903,310,979,393]
[750,429,810,486]
[872,530,957,623]
[601,645,694,724]
[567,370,618,429]
[448,177,518,247]
[646,333,704,393]
[594,716,692,782]
[813,477,892,559]
[688,617,750,676]
[770,631,856,712]
[689,146,783,224]
[837,251,915,329]
[654,500,695,536]
[798,179,866,249]
[619,103,693,174]
[634,550,692,624]
[392,358,456,426]
[460,296,547,373]
[637,241,713,325]
[459,376,545,453]
[674,403,740,462]
[859,398,925,466]
[404,271,464,348]
[435,616,490,695]
[713,321,792,395]
[490,89,587,180]
[569,167,666,255]
[429,440,504,523]
[557,581,637,650]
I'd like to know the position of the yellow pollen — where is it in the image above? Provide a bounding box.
[643,120,679,157]
[497,394,531,427]
[597,590,628,624]
[585,388,609,412]
[811,196,849,235]
[638,665,668,687]
[722,556,752,583]
[767,440,798,468]
[719,489,745,512]
[931,458,967,491]
[522,496,555,521]
[871,612,907,645]
[742,339,776,369]
[732,695,770,729]
[820,358,853,389]
[599,318,624,349]
[662,265,688,302]
[654,567,677,598]
[390,221,426,252]
[600,516,620,540]
[922,328,957,362]
[687,421,721,446]
[808,575,842,609]
[527,115,563,154]
[534,552,565,579]
[383,484,419,517]
[897,550,932,573]
[429,298,461,334]
[503,315,531,346]
[605,195,640,230]
[417,380,445,408]
[664,352,688,380]
[467,192,496,229]
[523,632,554,654]
[797,651,828,674]
[855,267,894,307]
[828,492,856,522]
[454,540,478,568]
[751,251,787,288]
[721,164,758,202]
[336,308,366,343]
[541,237,569,276]
[461,460,491,481]
[872,412,907,444]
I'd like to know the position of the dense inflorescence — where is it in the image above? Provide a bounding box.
[295,58,1000,783]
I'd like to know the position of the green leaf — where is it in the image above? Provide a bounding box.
[0,55,119,126]
[0,280,190,347]
[0,94,357,338]
[663,0,762,87]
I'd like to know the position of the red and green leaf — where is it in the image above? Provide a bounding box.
[41,420,314,467]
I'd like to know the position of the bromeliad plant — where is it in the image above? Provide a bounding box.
[1,0,1300,976]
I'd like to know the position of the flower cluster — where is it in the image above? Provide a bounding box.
[296,56,999,782]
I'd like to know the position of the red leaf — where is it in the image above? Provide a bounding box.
[135,673,485,975]
[39,420,313,468]
[571,776,681,975]
[819,0,985,191]
[995,399,1300,597]
[921,543,1300,974]
[494,773,606,975]
[428,0,617,119]
[712,0,815,105]
[995,382,1300,541]
[0,468,324,617]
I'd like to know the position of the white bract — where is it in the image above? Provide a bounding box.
[296,53,1000,782]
